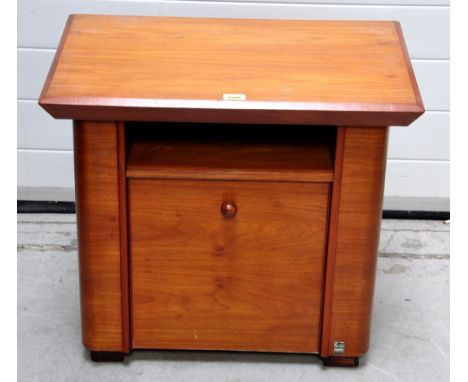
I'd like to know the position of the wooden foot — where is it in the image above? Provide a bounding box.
[90,351,126,362]
[322,356,360,367]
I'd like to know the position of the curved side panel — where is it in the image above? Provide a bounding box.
[74,121,126,352]
[321,127,388,357]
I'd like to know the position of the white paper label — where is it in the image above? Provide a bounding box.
[223,93,246,101]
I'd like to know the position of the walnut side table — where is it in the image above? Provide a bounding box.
[39,15,424,367]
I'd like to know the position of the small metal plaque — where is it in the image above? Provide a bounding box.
[333,341,345,355]
[223,93,246,101]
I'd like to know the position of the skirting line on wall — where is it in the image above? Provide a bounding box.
[17,200,450,220]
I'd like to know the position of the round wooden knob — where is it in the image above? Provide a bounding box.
[220,201,237,219]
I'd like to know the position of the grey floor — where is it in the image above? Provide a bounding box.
[18,214,449,382]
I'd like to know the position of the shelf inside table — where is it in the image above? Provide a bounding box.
[126,123,334,183]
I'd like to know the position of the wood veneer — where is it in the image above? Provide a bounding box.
[126,136,333,182]
[321,127,388,357]
[117,123,131,353]
[39,15,423,126]
[129,179,330,352]
[320,127,346,357]
[73,121,126,351]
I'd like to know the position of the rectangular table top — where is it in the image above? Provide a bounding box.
[39,15,424,126]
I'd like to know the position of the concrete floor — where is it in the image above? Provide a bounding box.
[18,214,449,382]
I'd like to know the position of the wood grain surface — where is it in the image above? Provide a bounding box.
[126,137,333,182]
[320,127,388,358]
[117,123,131,353]
[73,121,126,351]
[129,179,329,352]
[320,127,346,357]
[39,15,423,126]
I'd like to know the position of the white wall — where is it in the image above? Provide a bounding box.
[17,0,450,211]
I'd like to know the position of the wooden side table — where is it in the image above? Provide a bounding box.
[39,15,424,367]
